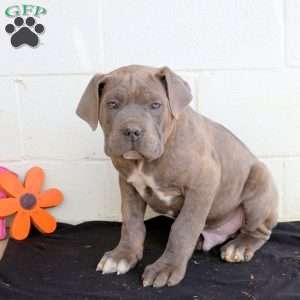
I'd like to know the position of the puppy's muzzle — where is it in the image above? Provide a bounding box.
[121,125,144,143]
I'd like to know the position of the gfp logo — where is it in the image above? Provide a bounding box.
[4,4,47,48]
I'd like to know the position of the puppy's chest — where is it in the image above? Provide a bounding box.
[126,163,182,209]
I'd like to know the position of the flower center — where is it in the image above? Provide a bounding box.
[20,193,37,210]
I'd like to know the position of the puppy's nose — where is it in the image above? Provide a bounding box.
[122,127,143,142]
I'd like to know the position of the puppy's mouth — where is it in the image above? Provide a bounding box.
[106,130,164,161]
[123,150,144,160]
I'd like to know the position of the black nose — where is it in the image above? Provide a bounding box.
[122,127,143,142]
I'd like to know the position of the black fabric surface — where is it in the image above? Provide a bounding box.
[0,216,299,300]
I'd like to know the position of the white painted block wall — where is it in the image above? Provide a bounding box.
[0,0,299,223]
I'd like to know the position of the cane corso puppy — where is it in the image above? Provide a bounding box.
[76,65,278,287]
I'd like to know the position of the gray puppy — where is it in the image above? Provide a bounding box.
[76,65,278,288]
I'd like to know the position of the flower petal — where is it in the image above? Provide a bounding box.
[0,198,19,217]
[0,172,24,197]
[10,211,31,240]
[31,208,57,234]
[38,189,63,208]
[24,167,45,195]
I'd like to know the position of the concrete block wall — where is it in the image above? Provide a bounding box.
[0,0,299,223]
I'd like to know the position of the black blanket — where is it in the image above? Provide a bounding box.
[0,216,299,300]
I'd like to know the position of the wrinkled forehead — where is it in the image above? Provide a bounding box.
[103,71,166,102]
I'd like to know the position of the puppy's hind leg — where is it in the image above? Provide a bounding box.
[221,162,278,263]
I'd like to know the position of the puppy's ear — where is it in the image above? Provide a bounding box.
[157,67,192,119]
[76,74,106,130]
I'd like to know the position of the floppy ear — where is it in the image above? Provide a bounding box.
[76,74,106,130]
[157,67,192,119]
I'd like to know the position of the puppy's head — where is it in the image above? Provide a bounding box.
[76,65,192,161]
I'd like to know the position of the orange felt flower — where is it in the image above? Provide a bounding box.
[0,167,63,240]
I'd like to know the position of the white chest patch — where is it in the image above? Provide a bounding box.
[127,162,175,206]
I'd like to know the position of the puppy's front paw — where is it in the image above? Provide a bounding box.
[96,247,141,275]
[142,259,186,288]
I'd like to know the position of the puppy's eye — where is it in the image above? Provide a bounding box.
[107,101,119,109]
[151,102,162,109]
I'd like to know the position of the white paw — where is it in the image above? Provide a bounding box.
[96,256,131,275]
[116,259,131,275]
[221,244,254,263]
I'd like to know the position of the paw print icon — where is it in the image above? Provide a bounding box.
[5,17,45,48]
